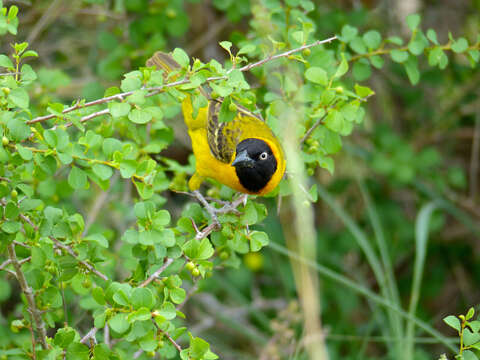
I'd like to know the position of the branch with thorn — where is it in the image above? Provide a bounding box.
[26,36,337,128]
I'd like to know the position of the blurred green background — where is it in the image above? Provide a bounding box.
[1,0,480,359]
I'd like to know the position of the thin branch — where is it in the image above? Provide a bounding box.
[140,258,174,287]
[27,318,37,360]
[83,173,119,236]
[164,332,182,352]
[52,238,109,281]
[60,283,68,326]
[236,36,337,73]
[26,0,64,44]
[191,191,247,240]
[152,319,183,352]
[80,327,98,345]
[27,36,338,126]
[300,113,328,144]
[7,243,48,349]
[0,72,20,77]
[300,94,373,145]
[104,324,111,349]
[16,212,109,281]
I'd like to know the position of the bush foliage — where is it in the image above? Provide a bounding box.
[1,0,480,359]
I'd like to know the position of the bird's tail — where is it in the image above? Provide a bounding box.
[146,51,181,76]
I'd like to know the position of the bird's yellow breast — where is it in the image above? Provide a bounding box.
[182,97,285,195]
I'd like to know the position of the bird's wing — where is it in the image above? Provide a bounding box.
[207,99,265,164]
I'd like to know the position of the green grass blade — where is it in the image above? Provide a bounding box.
[358,179,403,346]
[317,184,386,291]
[405,202,438,360]
[268,241,456,352]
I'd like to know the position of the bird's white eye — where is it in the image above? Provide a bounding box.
[259,152,268,160]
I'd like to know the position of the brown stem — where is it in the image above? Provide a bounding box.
[7,243,48,349]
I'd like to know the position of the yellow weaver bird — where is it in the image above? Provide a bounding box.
[147,52,286,196]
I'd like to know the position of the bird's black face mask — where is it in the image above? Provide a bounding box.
[232,138,278,193]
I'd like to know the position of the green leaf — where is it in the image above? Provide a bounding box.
[197,238,214,260]
[428,47,443,66]
[218,96,236,123]
[426,29,439,45]
[134,201,155,220]
[0,54,13,69]
[108,313,130,334]
[324,110,345,133]
[463,350,479,360]
[443,315,461,332]
[391,50,409,63]
[170,287,186,304]
[370,55,384,69]
[470,320,480,333]
[139,330,157,351]
[219,41,232,53]
[406,14,421,31]
[16,144,32,160]
[452,37,469,53]
[1,220,21,233]
[84,233,108,248]
[120,76,141,92]
[334,54,349,78]
[237,43,256,55]
[128,307,152,322]
[349,37,367,54]
[387,36,404,45]
[408,38,426,55]
[249,231,269,252]
[132,288,155,309]
[153,209,171,227]
[464,328,480,346]
[128,108,153,124]
[339,24,358,43]
[158,302,176,320]
[66,342,89,360]
[352,61,371,81]
[92,164,113,181]
[404,56,420,85]
[21,50,38,59]
[109,102,131,118]
[363,30,382,49]
[92,287,106,305]
[113,288,130,306]
[8,87,29,109]
[189,336,216,359]
[54,327,76,347]
[68,166,88,190]
[172,48,189,67]
[304,67,328,86]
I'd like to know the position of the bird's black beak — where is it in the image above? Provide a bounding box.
[232,149,254,167]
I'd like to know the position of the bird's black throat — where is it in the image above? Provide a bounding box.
[233,138,277,193]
